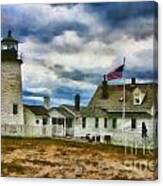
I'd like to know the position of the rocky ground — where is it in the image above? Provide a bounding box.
[1,137,157,180]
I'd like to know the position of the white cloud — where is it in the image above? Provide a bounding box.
[20,28,154,106]
[13,4,97,31]
[13,4,155,106]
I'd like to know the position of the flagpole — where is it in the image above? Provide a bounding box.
[123,57,126,127]
[123,57,126,154]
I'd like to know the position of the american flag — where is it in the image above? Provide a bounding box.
[106,64,124,80]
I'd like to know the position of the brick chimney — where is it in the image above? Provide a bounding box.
[131,77,136,86]
[74,94,80,111]
[102,75,108,99]
[43,96,50,109]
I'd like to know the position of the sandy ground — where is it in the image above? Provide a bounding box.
[1,137,157,180]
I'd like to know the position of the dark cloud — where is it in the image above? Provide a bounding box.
[23,97,42,106]
[125,69,155,80]
[84,1,157,41]
[134,49,153,62]
[53,86,75,99]
[1,3,157,106]
[45,64,104,85]
[2,21,88,44]
[53,41,83,54]
[23,86,92,107]
[1,5,89,43]
[85,1,155,26]
[40,21,88,43]
[50,3,78,8]
[1,2,157,44]
[54,64,64,70]
[23,90,48,97]
[52,86,94,106]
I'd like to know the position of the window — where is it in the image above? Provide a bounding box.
[43,117,48,125]
[119,97,123,102]
[104,118,107,128]
[112,118,117,129]
[95,118,99,128]
[131,118,136,129]
[13,104,18,114]
[66,118,72,128]
[135,98,140,104]
[104,135,111,144]
[52,117,57,125]
[82,117,86,128]
[92,136,95,141]
[58,118,64,125]
[2,44,7,50]
[96,136,101,142]
[36,120,39,124]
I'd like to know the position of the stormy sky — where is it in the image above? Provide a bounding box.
[1,2,158,106]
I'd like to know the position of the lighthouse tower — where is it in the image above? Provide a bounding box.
[1,31,24,136]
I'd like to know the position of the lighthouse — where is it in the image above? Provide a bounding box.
[1,30,24,136]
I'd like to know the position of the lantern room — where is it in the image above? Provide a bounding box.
[1,30,20,61]
[1,30,18,51]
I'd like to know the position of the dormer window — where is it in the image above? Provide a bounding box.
[134,96,141,105]
[133,88,146,105]
[119,97,123,102]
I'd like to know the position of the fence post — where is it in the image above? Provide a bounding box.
[124,135,127,155]
[135,141,138,155]
[143,138,146,155]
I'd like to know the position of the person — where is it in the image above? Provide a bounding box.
[142,122,148,138]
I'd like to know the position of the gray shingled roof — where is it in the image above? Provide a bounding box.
[24,105,49,116]
[57,106,74,118]
[60,104,85,116]
[49,106,73,118]
[81,82,157,117]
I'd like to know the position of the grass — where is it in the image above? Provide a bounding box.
[1,136,156,158]
[2,162,25,175]
[1,137,157,179]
